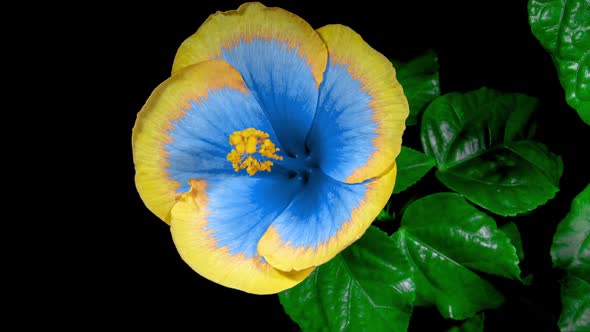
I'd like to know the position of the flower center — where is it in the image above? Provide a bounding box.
[279,148,320,184]
[226,128,283,176]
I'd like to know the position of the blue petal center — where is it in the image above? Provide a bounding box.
[280,152,321,184]
[219,38,319,157]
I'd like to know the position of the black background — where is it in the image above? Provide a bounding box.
[64,0,590,330]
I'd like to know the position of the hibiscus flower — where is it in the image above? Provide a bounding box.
[132,2,408,294]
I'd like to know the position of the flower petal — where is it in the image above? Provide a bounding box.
[307,24,408,183]
[172,2,328,156]
[257,164,397,272]
[132,60,279,224]
[170,176,313,294]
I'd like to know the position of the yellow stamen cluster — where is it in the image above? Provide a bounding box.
[226,128,283,176]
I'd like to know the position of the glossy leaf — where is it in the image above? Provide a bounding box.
[400,193,522,279]
[391,49,441,126]
[394,146,436,194]
[501,222,525,262]
[421,88,563,216]
[551,184,590,331]
[551,183,590,271]
[447,313,485,332]
[435,140,563,216]
[394,193,520,319]
[279,226,415,332]
[529,0,590,125]
[421,88,538,169]
[558,273,590,332]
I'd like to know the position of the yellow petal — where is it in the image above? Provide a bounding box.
[316,24,408,183]
[170,179,314,294]
[258,164,397,272]
[172,2,326,88]
[132,60,249,224]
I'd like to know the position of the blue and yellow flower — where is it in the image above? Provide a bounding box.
[132,2,408,294]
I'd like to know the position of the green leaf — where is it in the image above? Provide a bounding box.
[529,0,590,125]
[435,141,563,216]
[558,273,590,332]
[421,87,563,216]
[551,183,590,271]
[394,192,520,319]
[394,146,436,194]
[447,313,485,332]
[501,222,525,261]
[400,193,522,279]
[422,88,538,168]
[279,226,415,332]
[551,184,590,331]
[391,49,441,126]
[375,208,395,222]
